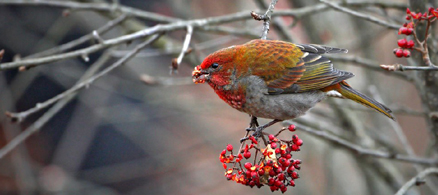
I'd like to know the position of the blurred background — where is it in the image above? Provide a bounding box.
[0,0,436,194]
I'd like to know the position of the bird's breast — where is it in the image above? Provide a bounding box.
[209,82,246,110]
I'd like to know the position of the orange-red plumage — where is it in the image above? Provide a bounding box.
[193,39,394,121]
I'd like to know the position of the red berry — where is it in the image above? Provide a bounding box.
[275,148,281,154]
[270,185,278,192]
[226,144,233,151]
[291,144,299,151]
[407,8,411,14]
[275,180,283,187]
[276,167,283,173]
[407,40,415,48]
[251,171,257,178]
[246,170,251,177]
[399,27,408,34]
[278,173,285,181]
[221,149,226,155]
[292,135,299,141]
[271,142,277,149]
[258,168,265,176]
[403,49,411,57]
[287,166,295,174]
[394,48,403,58]
[285,153,292,159]
[295,139,304,146]
[280,185,287,193]
[249,181,255,187]
[406,16,411,20]
[266,160,274,166]
[406,28,413,35]
[244,151,251,159]
[222,163,227,169]
[244,162,252,169]
[269,169,276,177]
[279,157,287,165]
[288,124,296,131]
[283,159,291,167]
[289,180,295,187]
[397,39,407,48]
[268,134,275,140]
[268,178,275,185]
[291,171,299,179]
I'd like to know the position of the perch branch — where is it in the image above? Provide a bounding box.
[5,34,162,123]
[283,121,438,165]
[395,168,438,195]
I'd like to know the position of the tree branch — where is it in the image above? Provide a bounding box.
[395,168,438,195]
[0,5,333,71]
[380,64,438,71]
[0,0,179,23]
[4,34,162,123]
[320,0,400,29]
[172,25,193,73]
[283,121,438,165]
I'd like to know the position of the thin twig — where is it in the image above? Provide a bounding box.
[0,49,114,159]
[395,168,438,195]
[320,0,400,29]
[253,0,294,41]
[380,64,438,71]
[0,5,333,71]
[251,0,279,40]
[5,34,162,123]
[0,49,4,64]
[329,55,413,81]
[172,25,193,73]
[283,121,438,165]
[0,0,178,23]
[25,13,128,59]
[341,1,407,10]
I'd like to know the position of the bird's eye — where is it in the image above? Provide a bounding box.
[211,63,219,69]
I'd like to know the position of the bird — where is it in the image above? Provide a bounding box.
[192,39,394,137]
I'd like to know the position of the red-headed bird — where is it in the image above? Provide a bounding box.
[192,40,394,135]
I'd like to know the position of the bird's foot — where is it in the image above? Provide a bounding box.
[240,119,282,143]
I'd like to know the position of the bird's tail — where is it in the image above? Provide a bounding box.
[333,81,395,120]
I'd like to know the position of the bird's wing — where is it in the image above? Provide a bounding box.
[263,43,352,95]
[295,43,348,54]
[245,40,307,93]
[291,52,354,92]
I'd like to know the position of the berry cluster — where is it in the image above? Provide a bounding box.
[394,7,438,58]
[220,124,303,193]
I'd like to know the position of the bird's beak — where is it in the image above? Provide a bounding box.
[192,65,209,84]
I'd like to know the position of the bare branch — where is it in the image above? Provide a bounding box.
[172,25,193,73]
[25,13,128,59]
[0,0,178,23]
[320,0,400,29]
[395,168,438,195]
[140,75,193,86]
[0,49,4,64]
[5,34,162,123]
[380,64,438,71]
[251,0,279,40]
[284,121,438,165]
[0,49,114,159]
[0,6,333,71]
[328,55,413,81]
[342,1,407,10]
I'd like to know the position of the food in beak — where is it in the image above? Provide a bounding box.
[192,65,207,84]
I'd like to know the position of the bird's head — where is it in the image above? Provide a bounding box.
[192,45,240,87]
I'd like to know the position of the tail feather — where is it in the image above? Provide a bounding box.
[336,81,395,120]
